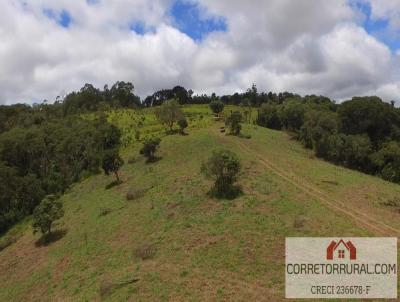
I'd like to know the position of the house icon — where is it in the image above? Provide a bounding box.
[326,239,356,260]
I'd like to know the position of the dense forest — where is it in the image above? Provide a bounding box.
[1,81,399,233]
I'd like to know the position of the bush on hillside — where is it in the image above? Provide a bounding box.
[140,137,161,162]
[102,149,124,183]
[32,195,64,236]
[201,149,241,199]
[155,99,184,132]
[178,118,188,134]
[209,100,224,117]
[225,111,242,135]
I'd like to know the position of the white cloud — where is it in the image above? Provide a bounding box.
[368,0,400,29]
[0,0,400,104]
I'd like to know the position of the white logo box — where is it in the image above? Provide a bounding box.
[285,237,397,299]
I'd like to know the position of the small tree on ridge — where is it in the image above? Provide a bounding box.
[201,149,241,198]
[32,195,64,235]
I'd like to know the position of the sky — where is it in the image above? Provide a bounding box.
[1,0,400,105]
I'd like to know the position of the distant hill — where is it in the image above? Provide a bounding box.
[1,105,399,301]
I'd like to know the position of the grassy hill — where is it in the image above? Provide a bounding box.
[1,105,400,301]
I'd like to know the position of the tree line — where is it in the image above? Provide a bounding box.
[256,96,400,183]
[1,81,399,233]
[0,113,121,233]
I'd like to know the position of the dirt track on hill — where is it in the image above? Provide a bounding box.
[219,131,400,237]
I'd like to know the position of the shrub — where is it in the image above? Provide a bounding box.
[225,111,242,135]
[32,195,64,235]
[178,118,188,134]
[201,149,241,198]
[381,197,400,208]
[155,99,184,132]
[140,137,161,162]
[209,100,224,117]
[256,104,282,130]
[102,149,124,182]
[381,163,400,183]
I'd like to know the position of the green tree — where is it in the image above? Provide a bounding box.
[102,149,124,182]
[0,163,44,233]
[209,100,225,117]
[155,100,184,132]
[108,81,141,108]
[326,134,347,164]
[32,195,64,235]
[225,111,242,135]
[256,104,282,130]
[201,149,241,198]
[343,135,372,170]
[300,110,338,153]
[338,97,397,147]
[0,115,121,233]
[370,141,400,182]
[178,118,188,134]
[140,137,161,162]
[282,101,305,131]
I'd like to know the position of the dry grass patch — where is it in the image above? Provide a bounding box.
[381,197,400,212]
[133,243,157,260]
[99,275,139,299]
[126,189,146,201]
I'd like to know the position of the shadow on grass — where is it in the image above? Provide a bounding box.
[35,229,67,247]
[145,156,162,164]
[105,180,123,190]
[225,132,252,139]
[0,236,17,252]
[165,129,181,135]
[98,206,126,217]
[208,185,243,200]
[99,275,139,299]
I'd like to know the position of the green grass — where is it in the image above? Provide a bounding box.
[0,105,399,301]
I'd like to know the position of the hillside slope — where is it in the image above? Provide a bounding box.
[1,119,400,301]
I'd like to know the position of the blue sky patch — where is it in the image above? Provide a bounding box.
[43,8,71,28]
[353,1,400,51]
[130,21,155,35]
[170,0,227,41]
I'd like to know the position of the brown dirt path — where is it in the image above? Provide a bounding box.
[217,131,400,237]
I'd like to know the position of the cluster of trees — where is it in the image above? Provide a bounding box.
[0,81,142,134]
[144,84,304,108]
[2,79,400,232]
[62,81,141,114]
[256,96,400,183]
[0,82,315,123]
[0,114,121,233]
[143,86,193,107]
[0,86,197,234]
